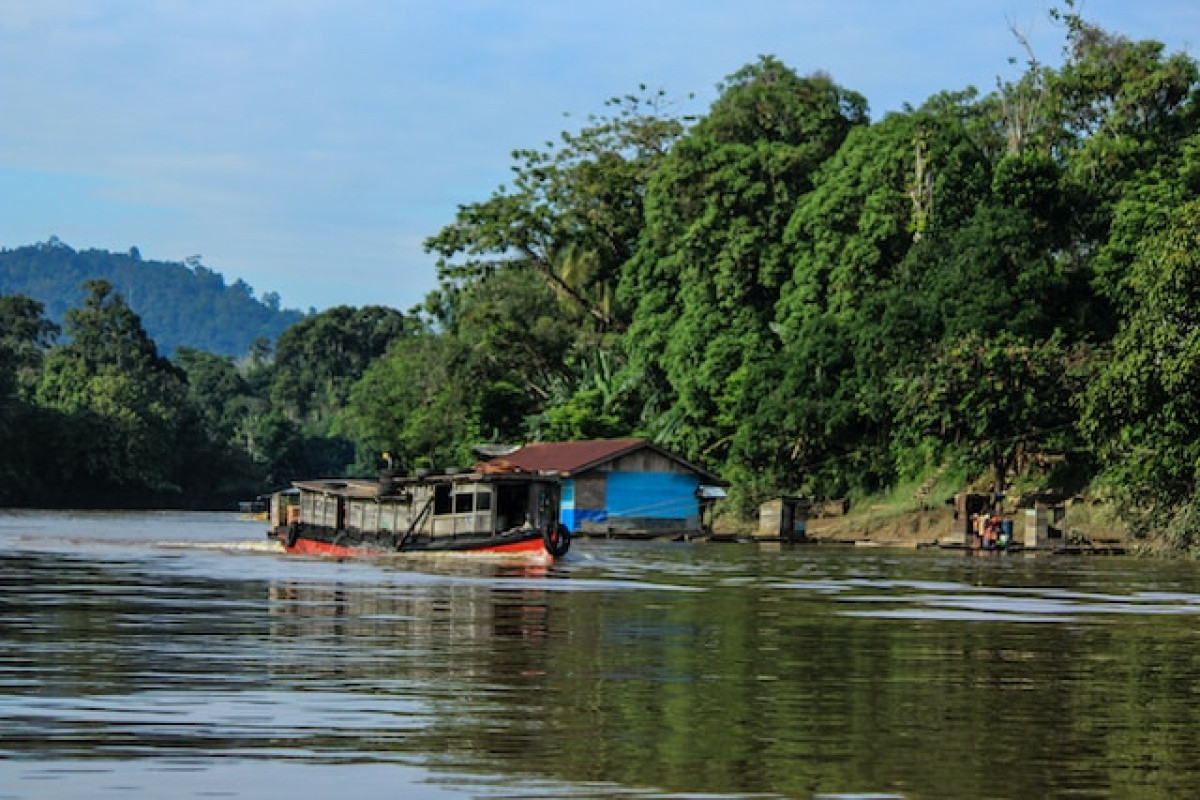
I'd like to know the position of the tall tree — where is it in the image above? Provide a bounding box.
[0,295,59,502]
[270,305,409,422]
[175,347,256,445]
[172,346,269,497]
[729,109,986,499]
[35,281,193,497]
[425,88,687,333]
[1080,199,1200,549]
[775,111,988,327]
[622,57,868,464]
[0,294,59,399]
[348,265,578,467]
[1050,8,1200,305]
[348,332,473,470]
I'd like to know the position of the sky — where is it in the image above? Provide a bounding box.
[1,1,1197,313]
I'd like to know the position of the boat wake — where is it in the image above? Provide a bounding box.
[156,540,285,553]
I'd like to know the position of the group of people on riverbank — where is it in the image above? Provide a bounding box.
[973,512,1013,550]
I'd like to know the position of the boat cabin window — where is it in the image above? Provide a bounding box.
[434,484,452,515]
[433,483,490,517]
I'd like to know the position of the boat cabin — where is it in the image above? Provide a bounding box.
[270,469,561,551]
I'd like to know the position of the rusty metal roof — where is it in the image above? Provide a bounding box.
[489,438,726,484]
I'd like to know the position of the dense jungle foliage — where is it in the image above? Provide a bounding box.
[0,238,306,356]
[3,9,1200,548]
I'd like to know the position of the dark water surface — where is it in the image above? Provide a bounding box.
[4,511,1200,799]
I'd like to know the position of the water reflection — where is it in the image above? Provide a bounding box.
[6,514,1200,798]
[265,563,555,690]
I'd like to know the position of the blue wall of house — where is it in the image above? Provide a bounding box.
[561,471,700,531]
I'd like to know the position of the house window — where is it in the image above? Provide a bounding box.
[475,491,492,511]
[454,492,474,513]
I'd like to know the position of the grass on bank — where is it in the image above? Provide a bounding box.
[714,458,1141,548]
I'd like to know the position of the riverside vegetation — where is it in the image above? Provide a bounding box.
[3,7,1200,553]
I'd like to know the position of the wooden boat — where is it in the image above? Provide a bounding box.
[266,467,571,560]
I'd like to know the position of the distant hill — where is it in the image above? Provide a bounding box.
[0,238,308,357]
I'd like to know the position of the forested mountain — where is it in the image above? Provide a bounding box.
[5,10,1200,552]
[0,239,306,356]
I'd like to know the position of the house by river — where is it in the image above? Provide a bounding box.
[484,438,726,538]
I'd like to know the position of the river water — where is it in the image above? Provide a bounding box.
[3,511,1200,799]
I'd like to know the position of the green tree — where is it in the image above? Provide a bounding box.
[450,266,575,409]
[526,349,634,441]
[35,280,193,498]
[737,110,988,499]
[348,333,472,470]
[894,330,1083,492]
[1090,131,1200,335]
[0,294,59,399]
[727,311,868,508]
[1050,10,1200,309]
[622,57,868,465]
[425,88,687,333]
[1080,199,1200,549]
[175,347,254,445]
[348,265,580,467]
[244,410,353,487]
[0,295,60,502]
[173,346,269,498]
[270,305,409,422]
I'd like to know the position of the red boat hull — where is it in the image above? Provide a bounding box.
[281,532,555,561]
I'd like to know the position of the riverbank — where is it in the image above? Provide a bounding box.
[779,495,1131,551]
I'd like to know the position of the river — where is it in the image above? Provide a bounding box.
[3,510,1200,799]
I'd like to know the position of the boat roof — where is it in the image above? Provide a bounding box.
[292,479,386,498]
[291,469,556,497]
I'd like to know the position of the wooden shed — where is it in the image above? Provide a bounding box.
[486,438,726,537]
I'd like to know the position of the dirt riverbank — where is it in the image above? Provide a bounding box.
[792,498,1130,550]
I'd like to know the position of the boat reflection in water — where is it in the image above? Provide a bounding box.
[267,558,555,680]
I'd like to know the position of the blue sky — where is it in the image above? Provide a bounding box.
[1,1,1196,313]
